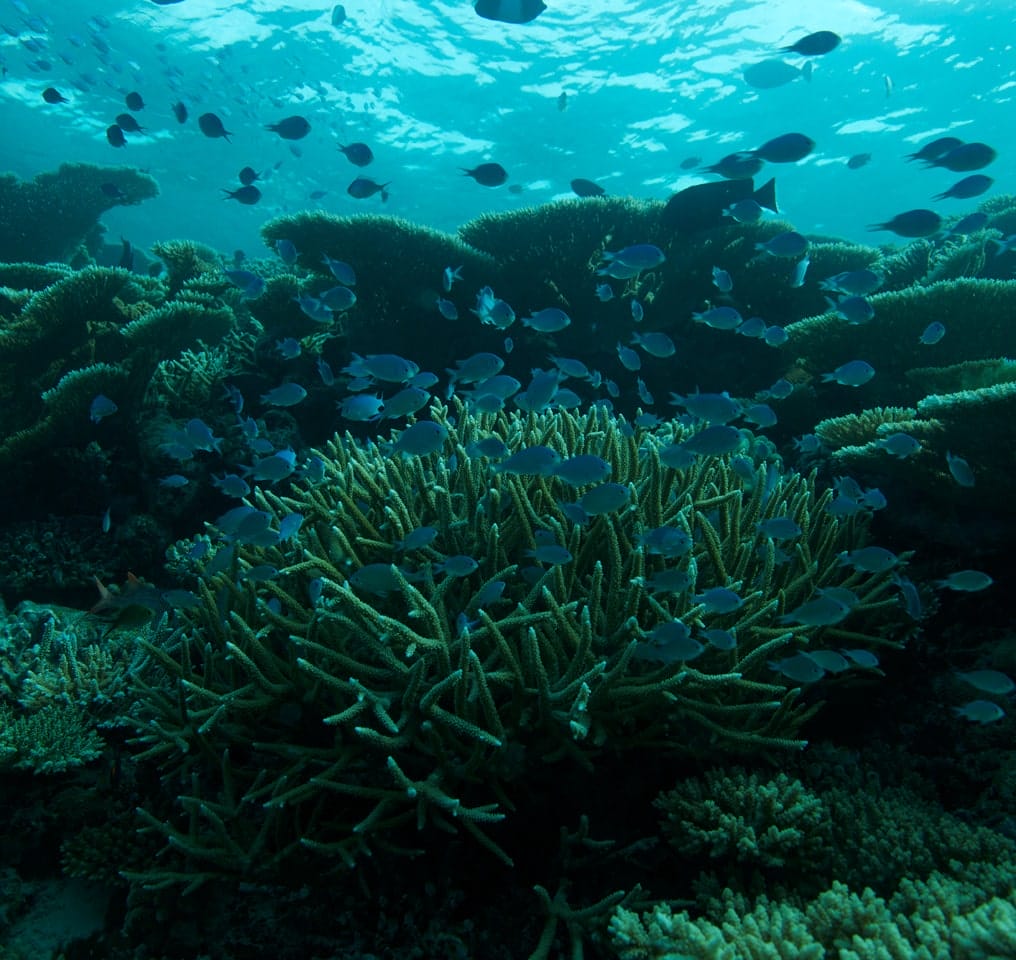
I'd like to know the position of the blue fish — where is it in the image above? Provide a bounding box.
[89,393,118,423]
[275,338,301,359]
[260,383,307,407]
[275,239,298,265]
[321,254,356,285]
[391,421,448,457]
[821,360,875,387]
[436,297,459,320]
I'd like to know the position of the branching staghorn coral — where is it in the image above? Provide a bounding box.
[128,401,903,888]
[655,768,828,871]
[609,870,1016,960]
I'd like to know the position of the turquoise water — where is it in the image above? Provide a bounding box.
[1,0,1011,253]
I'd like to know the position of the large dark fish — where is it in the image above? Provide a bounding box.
[662,178,777,234]
[223,185,262,205]
[704,151,764,180]
[932,174,992,201]
[474,0,546,24]
[118,237,133,269]
[90,573,200,632]
[743,59,811,89]
[347,177,390,201]
[106,124,127,148]
[199,112,232,141]
[906,137,962,162]
[925,141,996,172]
[752,132,815,163]
[338,142,373,166]
[868,209,941,238]
[570,178,605,197]
[266,115,311,140]
[463,162,508,186]
[782,31,840,56]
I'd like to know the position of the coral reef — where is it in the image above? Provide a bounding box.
[610,873,1016,960]
[260,212,498,359]
[613,758,1016,959]
[0,163,158,264]
[655,768,826,871]
[128,401,904,889]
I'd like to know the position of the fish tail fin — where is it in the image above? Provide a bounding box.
[753,177,778,214]
[802,61,813,82]
[90,575,113,613]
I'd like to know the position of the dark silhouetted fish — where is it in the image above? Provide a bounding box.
[100,182,127,200]
[118,237,134,269]
[199,112,232,141]
[782,31,840,56]
[151,0,186,4]
[309,189,328,199]
[238,166,260,185]
[338,141,373,166]
[932,174,992,200]
[679,156,702,170]
[172,100,188,123]
[752,132,815,163]
[926,141,996,172]
[42,86,67,103]
[125,91,144,111]
[847,153,871,169]
[266,115,311,140]
[463,162,508,186]
[106,123,127,147]
[331,4,346,26]
[347,177,390,201]
[743,59,811,89]
[474,0,546,24]
[557,91,567,111]
[663,177,778,234]
[905,137,962,162]
[116,112,144,133]
[223,185,262,205]
[704,151,764,179]
[90,573,199,631]
[868,209,941,237]
[570,178,605,197]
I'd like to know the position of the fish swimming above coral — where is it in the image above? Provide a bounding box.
[90,573,199,631]
[662,177,778,233]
